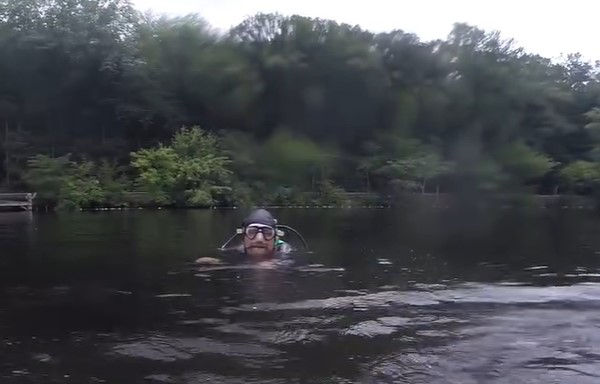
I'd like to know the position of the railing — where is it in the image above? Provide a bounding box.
[0,193,36,211]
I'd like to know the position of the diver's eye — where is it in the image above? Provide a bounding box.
[262,228,275,240]
[245,226,275,240]
[245,227,259,239]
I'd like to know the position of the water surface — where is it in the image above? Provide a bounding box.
[2,207,600,383]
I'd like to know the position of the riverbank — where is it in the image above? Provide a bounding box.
[14,192,597,212]
[394,193,599,210]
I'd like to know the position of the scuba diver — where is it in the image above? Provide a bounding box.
[196,208,307,265]
[237,208,292,261]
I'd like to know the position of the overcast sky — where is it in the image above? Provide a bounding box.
[132,0,598,62]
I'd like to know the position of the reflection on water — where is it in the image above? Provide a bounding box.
[2,208,600,383]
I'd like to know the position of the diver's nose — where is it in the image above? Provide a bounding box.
[255,232,265,240]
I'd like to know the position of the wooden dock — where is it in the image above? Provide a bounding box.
[0,193,36,211]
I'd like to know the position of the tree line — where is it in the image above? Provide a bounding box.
[1,0,599,209]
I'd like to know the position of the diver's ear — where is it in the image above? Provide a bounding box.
[236,228,243,234]
[276,229,284,237]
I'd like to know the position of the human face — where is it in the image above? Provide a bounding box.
[243,224,276,260]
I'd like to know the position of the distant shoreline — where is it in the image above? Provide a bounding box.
[11,192,595,212]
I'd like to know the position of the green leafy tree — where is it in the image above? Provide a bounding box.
[131,146,181,204]
[131,127,232,206]
[59,160,105,210]
[261,131,336,190]
[383,151,453,193]
[495,142,557,186]
[3,2,600,203]
[24,154,73,203]
[559,161,600,193]
[96,159,131,206]
[24,154,104,209]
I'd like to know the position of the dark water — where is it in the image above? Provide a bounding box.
[2,207,600,383]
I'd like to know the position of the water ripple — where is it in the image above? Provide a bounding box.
[223,283,600,314]
[111,335,280,362]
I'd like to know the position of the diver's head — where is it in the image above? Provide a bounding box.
[242,209,277,260]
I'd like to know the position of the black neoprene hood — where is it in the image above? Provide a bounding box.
[242,209,277,228]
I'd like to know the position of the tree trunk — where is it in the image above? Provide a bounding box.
[47,117,54,157]
[4,120,9,187]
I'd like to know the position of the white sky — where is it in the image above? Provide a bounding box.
[132,0,598,62]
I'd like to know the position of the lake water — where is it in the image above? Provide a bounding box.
[2,207,600,383]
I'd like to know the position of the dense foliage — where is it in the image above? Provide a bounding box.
[1,0,599,208]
